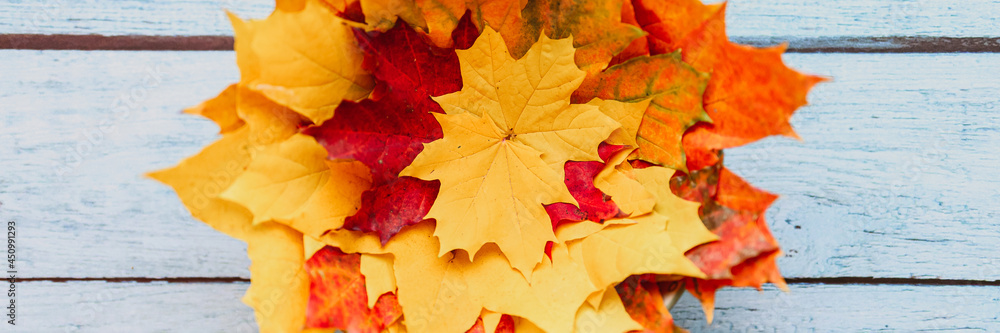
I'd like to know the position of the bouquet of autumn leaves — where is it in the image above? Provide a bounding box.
[150,0,822,331]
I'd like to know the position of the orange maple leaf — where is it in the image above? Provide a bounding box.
[496,0,646,77]
[633,0,826,170]
[616,275,686,333]
[671,160,787,323]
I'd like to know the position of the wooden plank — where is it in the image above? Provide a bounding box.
[3,52,999,280]
[0,34,235,51]
[13,281,256,332]
[728,53,1000,281]
[718,0,1000,39]
[0,0,998,39]
[0,0,273,36]
[672,284,1000,331]
[10,282,999,331]
[0,50,251,278]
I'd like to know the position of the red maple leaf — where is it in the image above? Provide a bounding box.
[305,20,477,243]
[544,143,629,229]
[305,246,403,331]
[304,89,443,244]
[452,12,482,50]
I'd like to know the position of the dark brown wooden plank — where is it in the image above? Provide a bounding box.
[3,34,1000,52]
[0,34,233,51]
[784,277,1000,287]
[734,36,1000,53]
[18,276,1000,287]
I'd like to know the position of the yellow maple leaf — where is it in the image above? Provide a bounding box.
[513,317,545,333]
[243,222,310,333]
[242,0,373,124]
[148,111,308,332]
[303,329,339,333]
[572,287,642,333]
[593,147,656,216]
[384,222,598,333]
[632,166,718,253]
[220,134,372,238]
[235,86,308,147]
[320,227,387,255]
[228,12,261,84]
[384,322,408,333]
[401,27,619,276]
[183,84,245,134]
[480,310,505,333]
[304,235,327,259]
[554,219,635,244]
[147,126,257,241]
[568,213,706,293]
[587,98,651,148]
[360,253,396,308]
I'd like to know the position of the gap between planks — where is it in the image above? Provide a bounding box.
[18,277,1000,286]
[1,34,1000,52]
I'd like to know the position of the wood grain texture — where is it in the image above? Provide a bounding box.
[730,53,1000,281]
[0,0,998,38]
[0,0,997,330]
[0,50,251,278]
[717,0,1000,38]
[9,282,998,331]
[3,51,999,281]
[0,0,273,36]
[12,281,257,332]
[671,284,1000,331]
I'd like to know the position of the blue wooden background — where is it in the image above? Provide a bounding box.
[0,0,998,331]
